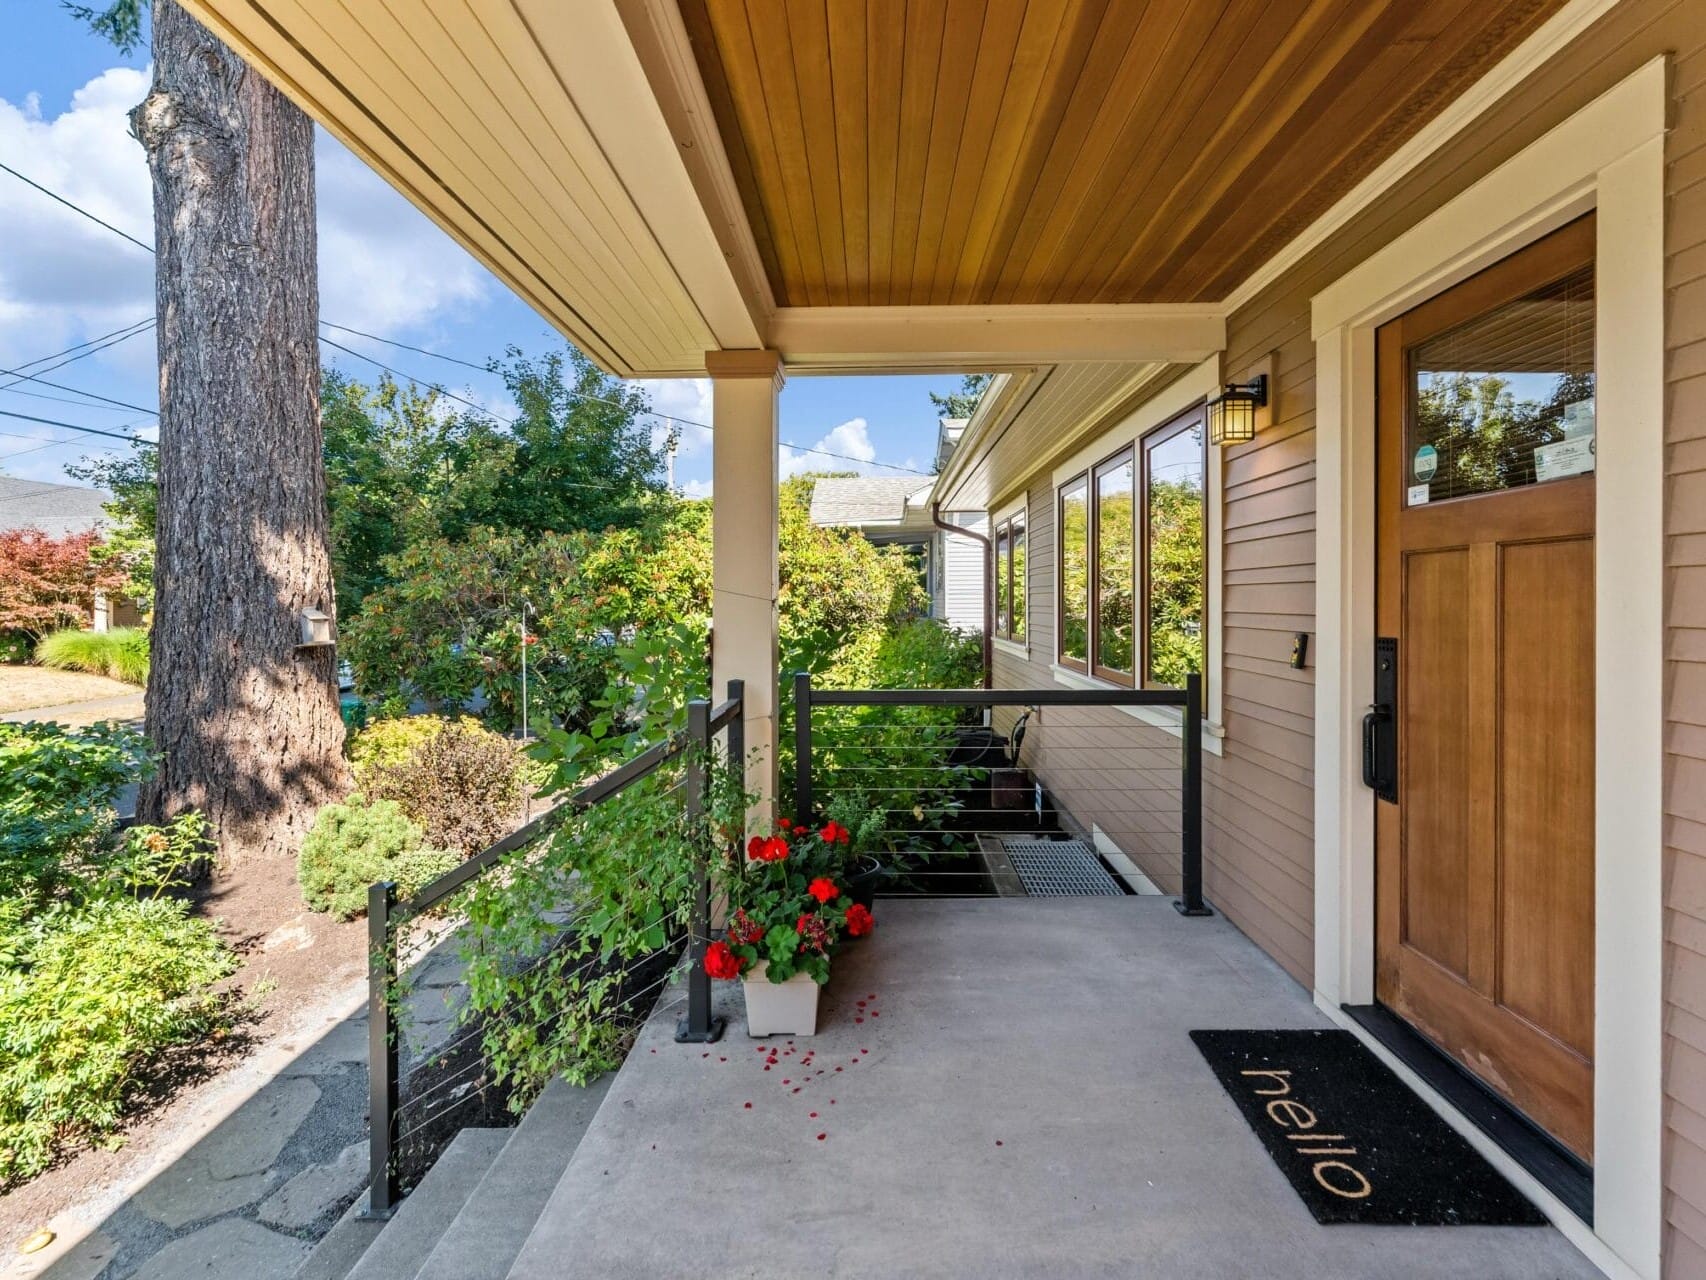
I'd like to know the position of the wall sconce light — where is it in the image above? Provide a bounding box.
[297,606,337,650]
[1205,375,1268,447]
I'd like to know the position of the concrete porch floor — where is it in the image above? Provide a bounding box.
[508,897,1602,1279]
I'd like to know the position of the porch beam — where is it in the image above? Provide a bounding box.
[765,305,1226,373]
[708,349,784,819]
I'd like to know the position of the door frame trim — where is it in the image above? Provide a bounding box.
[1309,57,1666,1280]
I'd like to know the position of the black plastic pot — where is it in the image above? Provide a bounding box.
[844,855,885,915]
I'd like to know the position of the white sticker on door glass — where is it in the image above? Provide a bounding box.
[1534,436,1595,482]
[1562,399,1595,439]
[1408,484,1431,505]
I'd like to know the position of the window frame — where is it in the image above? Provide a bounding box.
[1090,445,1137,688]
[1053,408,1208,698]
[1055,474,1091,673]
[993,506,1027,645]
[1139,407,1209,693]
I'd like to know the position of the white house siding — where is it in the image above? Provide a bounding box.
[936,513,987,634]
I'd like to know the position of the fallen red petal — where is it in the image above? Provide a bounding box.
[817,1133,826,1141]
[810,1112,818,1118]
[744,1102,752,1109]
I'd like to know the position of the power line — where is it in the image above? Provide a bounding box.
[5,167,933,478]
[0,408,152,445]
[0,365,156,416]
[8,317,155,375]
[0,161,154,254]
[0,322,156,395]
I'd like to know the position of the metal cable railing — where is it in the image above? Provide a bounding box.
[363,681,744,1218]
[791,672,1208,912]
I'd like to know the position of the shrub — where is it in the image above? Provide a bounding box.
[35,627,150,685]
[0,721,151,899]
[348,714,470,784]
[0,897,235,1186]
[299,797,458,919]
[361,720,527,856]
[0,632,29,664]
[0,528,129,640]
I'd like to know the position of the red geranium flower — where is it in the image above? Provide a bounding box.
[819,821,848,845]
[760,836,790,862]
[844,903,874,937]
[778,817,792,830]
[807,877,839,904]
[704,940,743,980]
[794,912,832,953]
[747,835,765,861]
[729,908,765,946]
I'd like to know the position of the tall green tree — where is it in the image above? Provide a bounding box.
[486,347,672,535]
[928,373,992,423]
[66,442,158,609]
[71,0,348,859]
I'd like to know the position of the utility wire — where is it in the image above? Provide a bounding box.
[7,317,154,374]
[5,168,933,478]
[0,408,152,445]
[0,161,154,253]
[0,366,156,416]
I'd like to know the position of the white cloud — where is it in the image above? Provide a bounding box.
[314,129,490,334]
[781,416,876,478]
[678,476,713,499]
[0,67,493,385]
[631,376,712,460]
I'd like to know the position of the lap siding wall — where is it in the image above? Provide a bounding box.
[986,1,1706,1269]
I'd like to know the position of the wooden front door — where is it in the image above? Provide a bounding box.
[1374,216,1597,1161]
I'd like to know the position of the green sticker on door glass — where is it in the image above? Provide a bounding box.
[1413,444,1439,482]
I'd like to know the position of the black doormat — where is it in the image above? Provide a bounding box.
[1190,1029,1547,1226]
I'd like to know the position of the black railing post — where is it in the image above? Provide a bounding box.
[727,678,745,774]
[363,880,400,1217]
[676,697,726,1043]
[793,670,812,824]
[1175,673,1212,917]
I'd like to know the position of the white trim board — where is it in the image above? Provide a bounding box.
[1309,57,1666,1280]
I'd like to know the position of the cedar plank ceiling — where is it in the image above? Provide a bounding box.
[678,0,1571,306]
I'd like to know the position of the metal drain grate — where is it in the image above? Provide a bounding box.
[1002,839,1123,896]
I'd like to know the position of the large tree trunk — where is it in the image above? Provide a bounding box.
[134,0,347,859]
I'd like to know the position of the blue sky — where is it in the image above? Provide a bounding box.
[0,5,959,496]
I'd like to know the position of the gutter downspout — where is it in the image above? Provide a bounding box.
[933,501,993,690]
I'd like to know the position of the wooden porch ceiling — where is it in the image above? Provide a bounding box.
[679,0,1570,308]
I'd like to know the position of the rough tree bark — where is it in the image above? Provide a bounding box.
[134,0,348,859]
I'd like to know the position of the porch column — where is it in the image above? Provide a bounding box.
[706,349,784,819]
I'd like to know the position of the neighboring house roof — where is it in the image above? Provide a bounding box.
[0,475,112,539]
[935,417,968,472]
[809,476,936,533]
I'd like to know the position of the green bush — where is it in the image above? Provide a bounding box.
[0,897,235,1186]
[0,721,150,900]
[0,632,29,664]
[348,714,471,784]
[35,627,150,685]
[299,797,458,919]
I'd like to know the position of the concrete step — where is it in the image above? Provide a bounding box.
[339,1128,510,1280]
[413,1076,615,1280]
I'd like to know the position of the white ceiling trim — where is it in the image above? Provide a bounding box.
[766,306,1225,374]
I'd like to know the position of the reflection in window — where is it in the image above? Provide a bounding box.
[994,525,1011,636]
[1095,453,1135,678]
[1145,422,1205,688]
[1410,264,1595,504]
[1009,514,1025,643]
[1059,478,1089,667]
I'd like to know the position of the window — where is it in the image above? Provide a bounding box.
[994,510,1026,643]
[1057,408,1206,691]
[1142,415,1206,688]
[1058,476,1090,668]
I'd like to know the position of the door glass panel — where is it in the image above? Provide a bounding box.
[1059,477,1089,666]
[1407,264,1595,505]
[1144,422,1205,687]
[1095,454,1135,677]
[994,525,1010,635]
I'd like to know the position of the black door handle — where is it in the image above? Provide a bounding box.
[1363,704,1389,792]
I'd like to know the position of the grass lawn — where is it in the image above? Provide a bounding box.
[0,664,143,714]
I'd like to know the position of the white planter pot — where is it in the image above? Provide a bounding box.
[742,962,820,1037]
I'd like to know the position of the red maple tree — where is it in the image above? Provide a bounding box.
[0,528,130,640]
